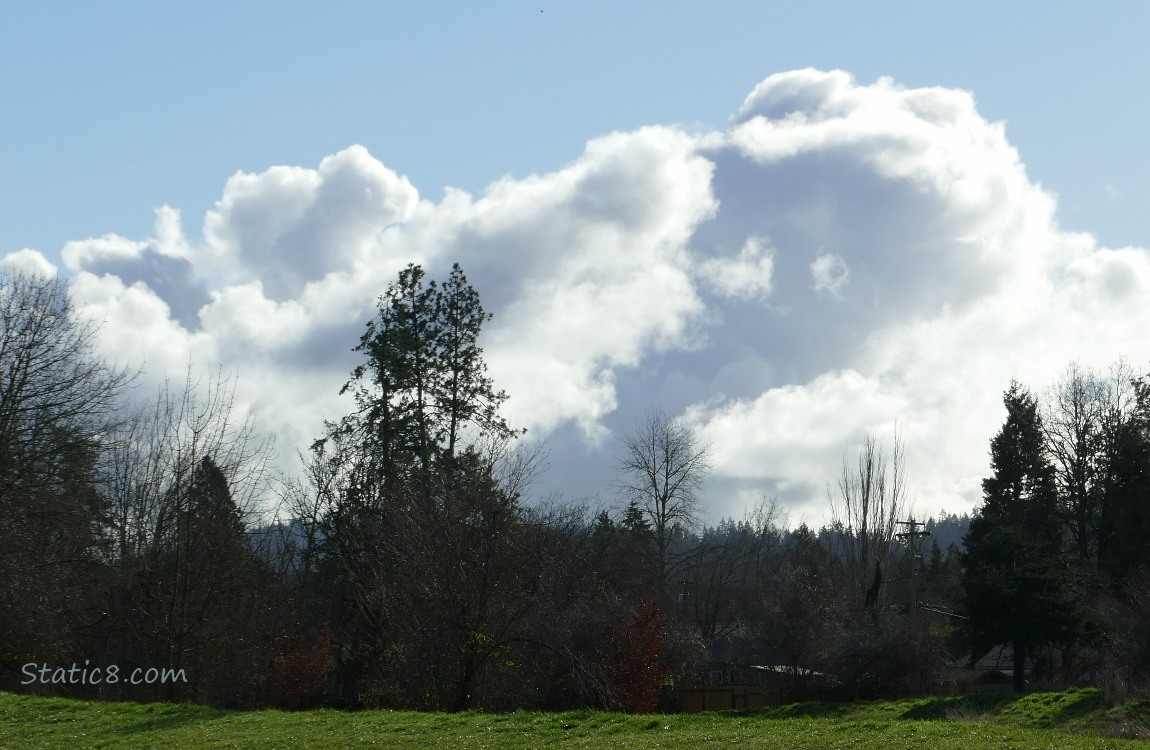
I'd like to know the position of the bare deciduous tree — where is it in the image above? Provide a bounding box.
[0,267,132,495]
[828,430,908,600]
[95,367,276,703]
[615,407,712,591]
[1042,359,1136,563]
[0,267,132,672]
[682,496,785,640]
[101,366,274,563]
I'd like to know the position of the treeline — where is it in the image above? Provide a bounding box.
[0,263,1147,711]
[0,268,286,706]
[963,367,1150,696]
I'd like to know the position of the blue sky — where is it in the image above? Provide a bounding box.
[3,2,1150,523]
[4,2,1147,256]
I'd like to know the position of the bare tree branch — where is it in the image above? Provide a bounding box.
[828,429,908,598]
[615,407,712,590]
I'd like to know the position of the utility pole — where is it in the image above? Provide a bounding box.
[896,519,931,618]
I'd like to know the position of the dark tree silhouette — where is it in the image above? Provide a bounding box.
[0,268,131,682]
[963,382,1084,692]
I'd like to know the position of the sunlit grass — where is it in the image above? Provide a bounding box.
[2,689,1148,749]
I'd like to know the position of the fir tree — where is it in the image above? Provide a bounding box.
[962,382,1084,691]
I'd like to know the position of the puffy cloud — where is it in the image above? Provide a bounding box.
[61,214,210,331]
[698,235,775,302]
[810,253,848,295]
[67,269,207,377]
[716,69,1042,318]
[637,69,1150,521]
[204,145,419,300]
[1,248,58,277]
[36,69,1150,524]
[390,126,719,439]
[1064,245,1150,305]
[685,370,908,482]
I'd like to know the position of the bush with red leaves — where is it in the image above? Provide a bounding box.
[262,627,332,709]
[598,599,668,713]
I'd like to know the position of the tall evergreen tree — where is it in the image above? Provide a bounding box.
[332,263,517,503]
[128,455,262,703]
[311,263,536,709]
[962,382,1082,691]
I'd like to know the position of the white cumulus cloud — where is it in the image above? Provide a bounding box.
[9,69,1150,525]
[698,235,775,302]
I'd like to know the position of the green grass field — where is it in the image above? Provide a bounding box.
[2,689,1149,749]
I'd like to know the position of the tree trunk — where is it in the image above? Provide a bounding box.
[1012,641,1027,692]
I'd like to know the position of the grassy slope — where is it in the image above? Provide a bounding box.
[2,689,1149,750]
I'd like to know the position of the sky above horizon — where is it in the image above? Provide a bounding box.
[3,2,1149,525]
